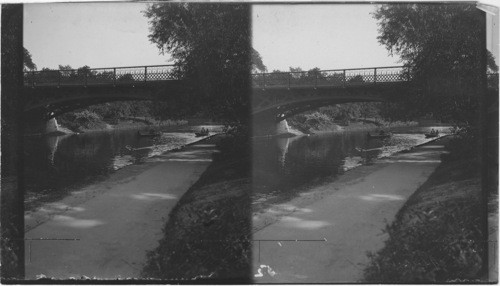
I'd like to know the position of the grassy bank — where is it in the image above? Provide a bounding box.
[363,136,487,283]
[288,111,417,134]
[141,134,252,282]
[57,112,187,133]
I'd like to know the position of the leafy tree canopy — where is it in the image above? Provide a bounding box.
[23,47,36,71]
[252,49,266,73]
[373,3,497,126]
[143,3,251,125]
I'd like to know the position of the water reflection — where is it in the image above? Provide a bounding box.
[24,126,220,211]
[45,135,71,165]
[252,126,450,211]
[276,136,301,168]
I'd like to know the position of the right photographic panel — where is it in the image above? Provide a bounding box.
[251,3,498,283]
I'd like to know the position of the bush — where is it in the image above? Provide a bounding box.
[214,125,250,162]
[364,197,484,282]
[58,110,103,131]
[441,128,481,163]
[141,179,251,281]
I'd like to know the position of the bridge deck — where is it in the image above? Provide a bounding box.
[25,65,408,88]
[24,64,498,90]
[24,65,177,87]
[23,64,498,119]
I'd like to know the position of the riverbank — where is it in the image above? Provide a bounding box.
[363,136,488,283]
[251,137,449,283]
[141,134,252,282]
[288,114,418,135]
[24,136,219,279]
[58,117,188,134]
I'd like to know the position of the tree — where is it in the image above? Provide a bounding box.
[289,66,304,79]
[373,3,496,127]
[143,3,251,125]
[306,67,326,79]
[348,74,365,84]
[117,73,135,82]
[143,5,252,279]
[23,47,36,71]
[58,64,74,76]
[76,65,93,78]
[252,49,266,73]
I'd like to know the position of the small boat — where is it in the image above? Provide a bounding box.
[195,131,209,137]
[367,132,391,139]
[425,129,440,138]
[137,130,160,137]
[195,128,209,137]
[424,133,439,138]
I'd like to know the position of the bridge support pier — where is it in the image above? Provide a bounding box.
[253,113,295,137]
[46,118,60,134]
[276,120,291,135]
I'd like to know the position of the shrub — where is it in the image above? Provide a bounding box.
[57,110,102,131]
[364,197,484,283]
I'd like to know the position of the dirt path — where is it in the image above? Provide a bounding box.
[252,140,447,283]
[24,144,217,279]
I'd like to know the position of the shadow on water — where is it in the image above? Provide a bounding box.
[252,126,451,211]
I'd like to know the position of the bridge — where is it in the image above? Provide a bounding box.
[23,65,181,120]
[23,65,411,120]
[251,66,410,122]
[23,65,498,125]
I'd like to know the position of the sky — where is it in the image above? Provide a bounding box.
[24,3,497,72]
[24,3,400,71]
[252,4,402,72]
[24,3,170,70]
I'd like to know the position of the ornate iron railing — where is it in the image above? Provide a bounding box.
[23,64,498,90]
[251,66,408,88]
[23,64,177,87]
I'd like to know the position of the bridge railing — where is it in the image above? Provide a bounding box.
[24,65,177,87]
[252,66,408,88]
[24,64,497,90]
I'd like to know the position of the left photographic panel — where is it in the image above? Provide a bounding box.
[2,2,252,282]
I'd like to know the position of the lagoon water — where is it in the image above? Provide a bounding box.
[24,125,222,211]
[252,125,452,212]
[24,124,450,212]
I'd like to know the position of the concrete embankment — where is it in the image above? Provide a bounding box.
[24,139,218,279]
[252,139,448,283]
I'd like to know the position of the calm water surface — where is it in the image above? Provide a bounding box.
[24,125,222,210]
[252,126,451,211]
[25,124,450,212]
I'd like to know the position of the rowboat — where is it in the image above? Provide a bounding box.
[195,131,209,137]
[195,128,209,137]
[424,133,439,138]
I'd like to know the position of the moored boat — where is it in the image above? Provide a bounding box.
[424,129,440,138]
[195,131,209,137]
[424,133,439,138]
[195,128,209,137]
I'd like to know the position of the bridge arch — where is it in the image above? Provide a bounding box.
[251,82,409,123]
[23,80,190,121]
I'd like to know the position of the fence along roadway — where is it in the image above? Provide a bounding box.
[24,65,498,90]
[24,65,407,88]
